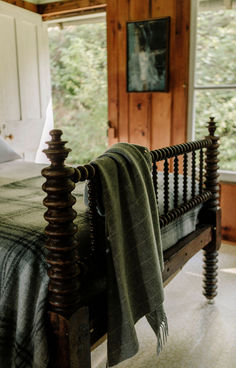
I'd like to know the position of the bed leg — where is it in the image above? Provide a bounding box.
[48,307,91,368]
[202,117,221,301]
[202,250,218,302]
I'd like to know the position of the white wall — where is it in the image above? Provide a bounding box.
[0,1,53,162]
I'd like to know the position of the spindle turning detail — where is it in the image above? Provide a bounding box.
[42,130,82,317]
[203,117,221,301]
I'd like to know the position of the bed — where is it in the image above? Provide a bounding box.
[0,117,221,368]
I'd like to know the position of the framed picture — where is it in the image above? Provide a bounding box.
[127,17,170,92]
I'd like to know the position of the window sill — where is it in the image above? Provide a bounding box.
[219,170,236,183]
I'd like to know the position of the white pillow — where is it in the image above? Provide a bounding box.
[0,135,21,163]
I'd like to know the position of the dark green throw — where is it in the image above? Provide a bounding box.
[92,143,168,367]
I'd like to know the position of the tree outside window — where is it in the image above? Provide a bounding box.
[194,0,236,172]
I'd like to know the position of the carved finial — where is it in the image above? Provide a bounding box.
[43,129,71,167]
[50,129,63,141]
[208,117,217,137]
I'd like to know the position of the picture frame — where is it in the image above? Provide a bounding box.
[127,17,170,93]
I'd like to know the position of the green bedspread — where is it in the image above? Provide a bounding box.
[0,176,88,368]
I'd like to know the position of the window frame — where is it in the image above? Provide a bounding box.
[188,0,236,182]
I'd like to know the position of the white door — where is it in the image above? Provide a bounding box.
[0,1,53,162]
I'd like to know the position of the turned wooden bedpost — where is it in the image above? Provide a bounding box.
[42,130,91,368]
[202,117,221,301]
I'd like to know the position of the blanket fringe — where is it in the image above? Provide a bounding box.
[146,306,168,356]
[156,312,168,355]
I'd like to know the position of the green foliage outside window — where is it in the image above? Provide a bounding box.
[195,9,236,171]
[48,22,108,164]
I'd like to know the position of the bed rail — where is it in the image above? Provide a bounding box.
[41,117,221,367]
[150,129,214,228]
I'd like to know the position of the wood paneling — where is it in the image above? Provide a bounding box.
[117,0,129,142]
[151,0,175,149]
[41,7,105,22]
[220,182,236,242]
[106,0,118,144]
[171,0,190,146]
[129,93,151,146]
[2,0,106,20]
[107,0,190,150]
[128,0,151,146]
[38,0,106,19]
[151,93,171,149]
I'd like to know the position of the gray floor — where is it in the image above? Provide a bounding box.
[92,244,236,368]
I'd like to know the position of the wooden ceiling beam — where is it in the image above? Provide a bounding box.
[42,7,105,22]
[38,0,107,20]
[1,0,37,13]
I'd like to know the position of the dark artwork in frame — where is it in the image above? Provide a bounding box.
[127,17,170,93]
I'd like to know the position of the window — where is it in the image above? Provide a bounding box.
[47,13,108,164]
[189,0,236,180]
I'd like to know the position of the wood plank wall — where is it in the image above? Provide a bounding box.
[107,0,190,149]
[220,182,236,242]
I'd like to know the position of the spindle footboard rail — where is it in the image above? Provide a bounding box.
[41,117,221,368]
[151,137,213,228]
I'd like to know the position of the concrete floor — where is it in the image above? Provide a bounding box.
[92,244,236,368]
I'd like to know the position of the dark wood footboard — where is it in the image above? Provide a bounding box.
[41,118,221,367]
[154,117,221,290]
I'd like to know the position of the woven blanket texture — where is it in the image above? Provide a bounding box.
[0,176,87,368]
[92,143,168,367]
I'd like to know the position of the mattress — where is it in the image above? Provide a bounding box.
[156,171,202,251]
[0,159,46,185]
[0,160,202,252]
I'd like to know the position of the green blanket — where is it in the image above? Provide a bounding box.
[92,143,168,367]
[0,176,89,368]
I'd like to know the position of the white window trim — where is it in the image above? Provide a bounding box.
[188,0,236,183]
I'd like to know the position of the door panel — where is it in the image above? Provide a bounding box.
[0,1,53,161]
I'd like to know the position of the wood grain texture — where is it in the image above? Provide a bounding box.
[41,7,105,21]
[171,0,190,146]
[117,0,129,142]
[48,307,91,368]
[38,0,106,17]
[151,0,174,149]
[107,0,190,150]
[163,225,212,283]
[107,0,118,145]
[128,0,151,147]
[151,92,171,149]
[129,93,151,146]
[129,0,151,20]
[221,182,236,242]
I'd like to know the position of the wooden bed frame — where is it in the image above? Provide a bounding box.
[41,117,221,368]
